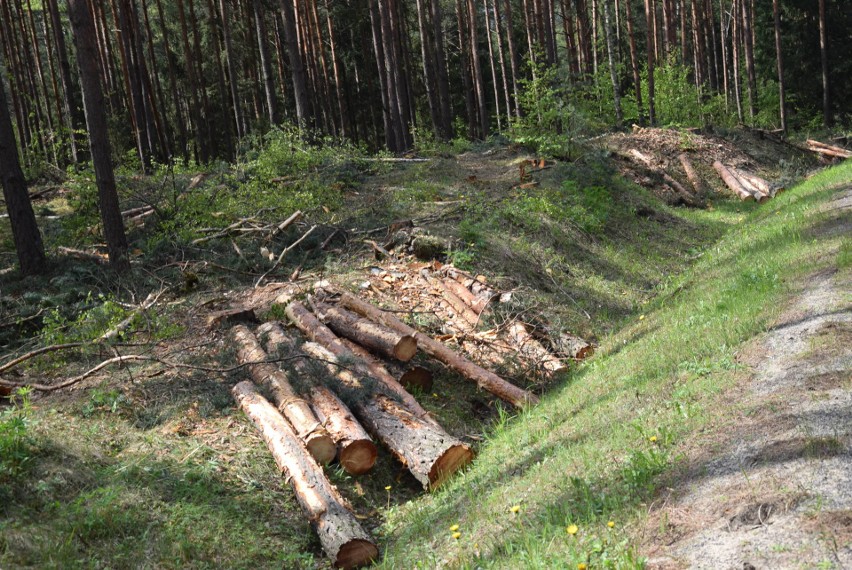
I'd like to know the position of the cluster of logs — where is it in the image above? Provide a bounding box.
[712,162,780,203]
[229,285,546,567]
[806,139,852,161]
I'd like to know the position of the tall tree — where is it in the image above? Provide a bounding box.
[645,0,656,124]
[0,56,46,275]
[602,0,622,127]
[772,0,786,133]
[68,0,130,271]
[818,0,831,127]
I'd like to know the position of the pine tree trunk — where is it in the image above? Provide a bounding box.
[772,0,786,133]
[68,0,130,271]
[625,0,644,122]
[0,54,46,275]
[467,0,490,139]
[279,0,313,128]
[430,0,454,137]
[645,0,656,124]
[501,0,523,116]
[818,0,831,127]
[45,0,84,162]
[740,0,755,120]
[219,0,245,139]
[602,0,623,127]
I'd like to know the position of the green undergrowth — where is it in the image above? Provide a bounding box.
[375,163,851,568]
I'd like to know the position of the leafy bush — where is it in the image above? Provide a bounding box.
[0,388,35,481]
[510,60,587,159]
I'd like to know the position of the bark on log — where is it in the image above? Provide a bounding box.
[300,343,473,490]
[807,145,851,159]
[230,325,336,464]
[286,302,432,421]
[442,278,488,314]
[555,333,595,360]
[730,168,769,201]
[256,322,377,475]
[311,301,417,361]
[806,139,852,158]
[712,161,755,202]
[340,338,433,392]
[232,381,378,568]
[506,322,567,375]
[309,385,378,475]
[677,153,704,194]
[733,168,776,198]
[334,292,538,408]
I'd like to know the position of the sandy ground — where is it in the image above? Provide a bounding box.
[645,186,852,569]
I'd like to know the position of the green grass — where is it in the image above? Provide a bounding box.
[374,163,851,568]
[1,144,847,569]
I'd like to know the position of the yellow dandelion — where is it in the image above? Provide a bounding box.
[450,524,459,532]
[566,524,579,536]
[385,485,392,491]
[639,314,645,320]
[649,435,658,443]
[452,532,461,540]
[607,520,615,528]
[510,505,520,514]
[578,564,587,570]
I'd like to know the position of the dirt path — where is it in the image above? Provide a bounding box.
[646,186,852,569]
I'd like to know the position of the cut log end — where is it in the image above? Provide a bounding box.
[305,433,338,466]
[339,440,379,476]
[429,444,474,490]
[335,539,379,569]
[392,334,418,361]
[399,366,434,391]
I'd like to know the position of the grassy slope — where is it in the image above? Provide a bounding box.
[376,162,851,569]
[0,148,847,569]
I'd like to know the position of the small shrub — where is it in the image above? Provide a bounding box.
[0,388,35,480]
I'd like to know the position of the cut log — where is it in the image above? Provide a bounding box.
[232,381,378,568]
[506,323,568,375]
[733,169,776,198]
[300,342,473,490]
[286,302,432,422]
[310,301,417,362]
[334,292,538,408]
[207,307,258,329]
[554,333,595,360]
[257,322,378,475]
[677,154,705,194]
[807,139,852,158]
[309,385,378,475]
[230,325,336,465]
[57,246,109,265]
[339,338,433,392]
[442,278,488,314]
[712,162,755,202]
[629,150,701,207]
[430,278,480,328]
[729,168,769,201]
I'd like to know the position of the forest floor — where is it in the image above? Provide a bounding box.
[0,127,849,568]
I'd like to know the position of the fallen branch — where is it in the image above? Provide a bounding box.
[57,246,109,265]
[254,225,318,288]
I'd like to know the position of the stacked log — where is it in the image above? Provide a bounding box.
[288,302,432,422]
[299,340,473,490]
[713,161,757,202]
[310,301,417,361]
[628,149,701,207]
[807,139,852,159]
[257,322,377,475]
[230,325,336,465]
[232,381,378,568]
[506,323,567,376]
[334,291,539,408]
[340,338,433,392]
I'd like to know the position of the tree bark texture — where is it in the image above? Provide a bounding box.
[230,324,336,464]
[232,381,378,568]
[68,0,130,271]
[335,292,538,408]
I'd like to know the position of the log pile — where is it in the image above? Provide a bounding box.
[806,139,852,160]
[712,161,780,202]
[229,256,592,567]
